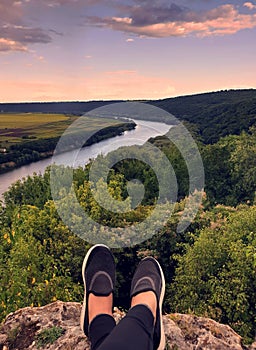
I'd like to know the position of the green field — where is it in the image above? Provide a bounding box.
[0,113,135,173]
[0,113,120,148]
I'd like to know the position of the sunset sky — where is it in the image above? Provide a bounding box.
[0,0,256,102]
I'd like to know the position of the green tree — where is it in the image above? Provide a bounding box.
[170,205,256,343]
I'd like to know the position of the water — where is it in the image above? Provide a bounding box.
[0,119,171,198]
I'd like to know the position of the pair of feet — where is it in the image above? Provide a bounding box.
[80,244,166,350]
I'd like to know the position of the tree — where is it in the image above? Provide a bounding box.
[170,205,256,343]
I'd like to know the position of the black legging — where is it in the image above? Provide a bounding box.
[89,305,154,350]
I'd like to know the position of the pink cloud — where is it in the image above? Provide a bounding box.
[243,2,256,10]
[0,38,27,52]
[87,4,256,38]
[0,0,23,25]
[0,0,53,53]
[0,0,103,53]
[35,0,103,7]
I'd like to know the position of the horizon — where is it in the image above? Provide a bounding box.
[0,0,256,102]
[1,88,256,105]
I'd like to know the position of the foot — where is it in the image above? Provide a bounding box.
[80,244,116,336]
[130,257,166,350]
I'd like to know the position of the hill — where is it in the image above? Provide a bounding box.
[1,89,256,144]
[0,101,119,115]
[149,89,256,143]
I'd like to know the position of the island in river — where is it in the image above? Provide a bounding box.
[0,113,136,174]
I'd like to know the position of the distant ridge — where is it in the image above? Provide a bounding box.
[0,100,121,115]
[1,89,256,143]
[149,89,256,143]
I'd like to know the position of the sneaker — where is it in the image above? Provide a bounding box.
[130,257,166,350]
[80,244,115,336]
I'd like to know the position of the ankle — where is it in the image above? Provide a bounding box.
[88,294,113,324]
[131,291,157,321]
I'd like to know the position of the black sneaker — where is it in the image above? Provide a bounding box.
[80,244,115,336]
[130,257,166,350]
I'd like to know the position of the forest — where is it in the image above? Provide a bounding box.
[0,90,255,344]
[150,89,256,143]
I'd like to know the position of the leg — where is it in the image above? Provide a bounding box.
[87,294,115,350]
[93,304,155,350]
[89,313,116,350]
[129,257,166,350]
[80,245,116,349]
[81,246,165,350]
[89,257,165,350]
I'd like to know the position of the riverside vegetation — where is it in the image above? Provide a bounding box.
[0,90,255,345]
[0,113,135,173]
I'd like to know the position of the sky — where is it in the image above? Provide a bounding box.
[0,0,256,102]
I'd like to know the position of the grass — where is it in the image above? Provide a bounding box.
[0,113,120,148]
[7,325,21,344]
[0,113,70,128]
[35,326,65,348]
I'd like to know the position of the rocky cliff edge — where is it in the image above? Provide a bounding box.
[0,301,255,350]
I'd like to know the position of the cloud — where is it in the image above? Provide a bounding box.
[0,0,105,52]
[0,25,52,52]
[0,0,53,52]
[0,38,27,52]
[37,0,103,7]
[1,26,52,44]
[44,0,79,7]
[86,3,256,38]
[243,2,256,10]
[0,0,24,25]
[126,38,134,42]
[117,2,191,26]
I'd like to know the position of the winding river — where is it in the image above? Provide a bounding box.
[0,119,172,198]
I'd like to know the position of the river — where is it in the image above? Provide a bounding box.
[0,119,172,198]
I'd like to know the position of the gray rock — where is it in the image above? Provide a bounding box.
[0,301,252,350]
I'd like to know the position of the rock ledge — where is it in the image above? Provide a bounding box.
[0,301,254,350]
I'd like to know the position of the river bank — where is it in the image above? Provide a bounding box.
[0,122,136,175]
[0,119,172,198]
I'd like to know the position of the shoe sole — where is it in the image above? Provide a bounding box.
[80,244,111,333]
[154,258,166,350]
